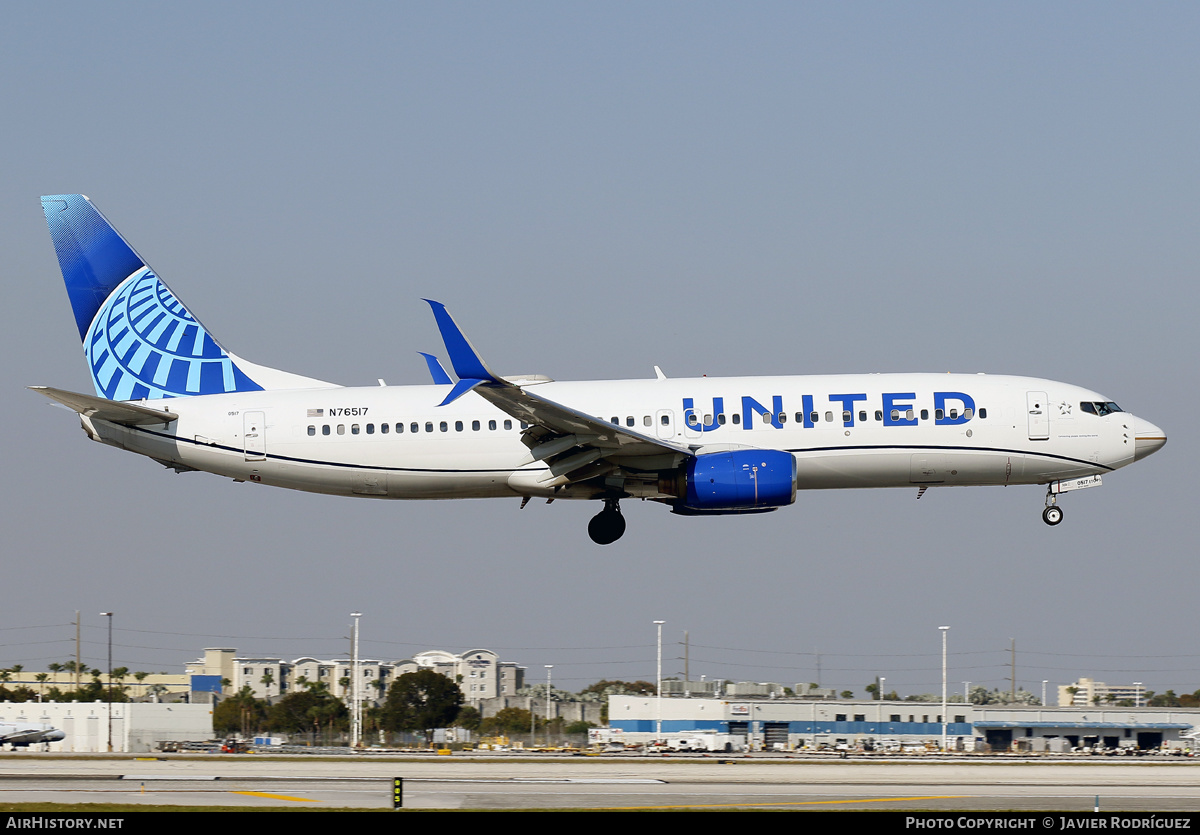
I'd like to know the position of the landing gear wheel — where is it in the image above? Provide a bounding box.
[588,500,626,545]
[1042,505,1063,526]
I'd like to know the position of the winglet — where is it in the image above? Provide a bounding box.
[418,352,453,385]
[424,300,503,405]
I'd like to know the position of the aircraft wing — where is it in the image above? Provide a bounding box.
[29,386,178,426]
[425,301,693,485]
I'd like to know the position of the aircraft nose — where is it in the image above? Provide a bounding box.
[1132,417,1167,461]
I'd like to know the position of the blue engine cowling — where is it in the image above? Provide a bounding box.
[670,449,797,512]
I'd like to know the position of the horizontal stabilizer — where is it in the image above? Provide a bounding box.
[418,352,453,385]
[29,386,178,426]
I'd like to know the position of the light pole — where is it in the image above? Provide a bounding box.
[1042,680,1048,707]
[939,626,949,752]
[350,612,362,749]
[878,677,886,741]
[100,612,113,752]
[654,620,665,743]
[545,665,553,747]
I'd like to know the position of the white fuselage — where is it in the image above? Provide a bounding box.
[79,372,1146,502]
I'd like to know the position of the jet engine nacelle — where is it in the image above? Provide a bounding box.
[662,449,797,512]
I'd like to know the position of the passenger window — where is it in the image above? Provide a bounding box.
[411,423,419,433]
[963,408,973,419]
[626,416,635,427]
[795,412,804,424]
[842,410,851,423]
[472,420,480,431]
[643,416,651,427]
[307,425,315,436]
[825,411,833,423]
[905,410,914,421]
[935,409,944,420]
[380,423,389,434]
[489,420,497,430]
[858,411,867,422]
[809,412,818,423]
[762,413,771,425]
[717,414,726,425]
[949,409,958,420]
[704,414,712,426]
[890,410,899,422]
[778,412,786,424]
[611,417,619,425]
[337,424,346,435]
[687,414,699,426]
[920,409,928,420]
[440,421,448,432]
[979,408,987,419]
[322,425,331,435]
[366,424,374,434]
[425,422,433,433]
[351,424,360,435]
[504,420,513,430]
[455,421,463,431]
[875,410,883,422]
[732,414,741,425]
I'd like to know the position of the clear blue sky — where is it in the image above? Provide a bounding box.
[2,2,1196,698]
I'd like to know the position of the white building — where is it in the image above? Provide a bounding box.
[1058,677,1148,707]
[0,702,212,753]
[205,646,524,707]
[394,649,525,704]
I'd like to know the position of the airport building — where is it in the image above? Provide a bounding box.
[0,702,212,753]
[608,696,1198,752]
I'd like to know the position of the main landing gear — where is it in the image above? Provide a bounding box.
[588,499,626,545]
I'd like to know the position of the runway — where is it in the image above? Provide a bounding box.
[0,755,1198,811]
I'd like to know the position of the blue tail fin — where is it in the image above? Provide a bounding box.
[41,195,267,401]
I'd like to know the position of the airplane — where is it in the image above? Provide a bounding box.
[0,722,65,748]
[33,194,1167,544]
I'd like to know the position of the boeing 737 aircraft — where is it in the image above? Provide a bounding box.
[34,195,1166,544]
[0,722,65,748]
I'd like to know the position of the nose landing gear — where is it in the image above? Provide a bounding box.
[1043,484,1064,526]
[1042,503,1064,526]
[588,499,626,545]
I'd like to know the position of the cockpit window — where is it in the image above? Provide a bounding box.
[1081,401,1123,416]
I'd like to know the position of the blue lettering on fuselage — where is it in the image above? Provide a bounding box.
[882,392,918,426]
[681,392,976,430]
[682,397,724,432]
[934,391,976,425]
[742,395,784,429]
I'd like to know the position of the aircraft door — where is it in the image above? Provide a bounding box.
[655,409,675,440]
[1026,392,1049,441]
[244,411,266,461]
